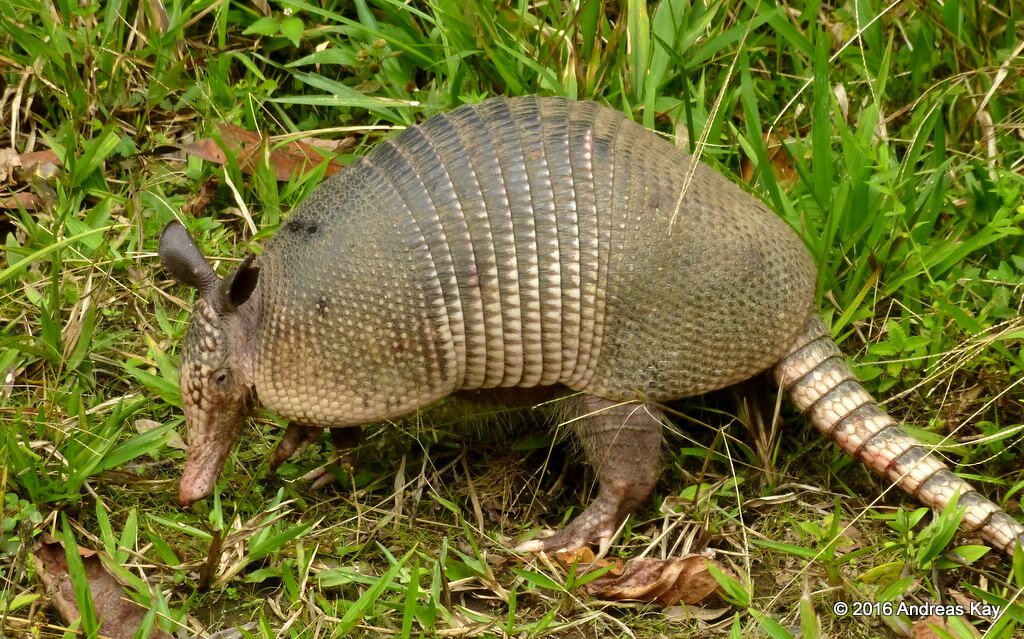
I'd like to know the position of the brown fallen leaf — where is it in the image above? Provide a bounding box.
[1,147,61,210]
[185,124,344,181]
[0,191,45,210]
[0,148,62,182]
[554,546,599,565]
[34,535,171,639]
[0,147,18,182]
[740,130,798,187]
[18,149,62,178]
[582,554,723,607]
[180,177,219,217]
[911,615,982,639]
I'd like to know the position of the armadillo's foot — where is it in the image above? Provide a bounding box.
[301,430,366,489]
[300,428,365,490]
[514,485,628,556]
[269,423,324,473]
[517,397,663,555]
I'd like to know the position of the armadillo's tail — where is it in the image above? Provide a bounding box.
[773,314,1024,555]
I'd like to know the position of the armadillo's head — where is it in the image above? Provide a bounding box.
[158,221,261,507]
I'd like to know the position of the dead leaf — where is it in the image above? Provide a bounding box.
[34,536,172,639]
[184,137,228,164]
[0,147,61,209]
[0,148,62,182]
[0,192,45,210]
[911,615,982,639]
[134,418,186,450]
[664,604,732,623]
[181,178,218,216]
[18,150,62,178]
[740,130,798,187]
[948,589,973,609]
[554,546,600,565]
[582,554,723,607]
[0,148,18,182]
[184,124,344,181]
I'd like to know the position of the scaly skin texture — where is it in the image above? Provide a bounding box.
[255,97,816,417]
[775,316,1024,553]
[159,95,1024,556]
[158,221,260,506]
[175,297,257,505]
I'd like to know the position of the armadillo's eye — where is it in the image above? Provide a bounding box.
[213,370,230,386]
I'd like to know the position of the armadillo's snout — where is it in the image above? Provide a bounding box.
[177,413,243,507]
[178,450,223,507]
[178,482,206,507]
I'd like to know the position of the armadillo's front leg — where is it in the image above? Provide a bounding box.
[268,423,324,473]
[517,397,663,555]
[269,424,364,491]
[307,427,365,489]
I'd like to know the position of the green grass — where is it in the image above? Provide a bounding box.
[2,0,1024,637]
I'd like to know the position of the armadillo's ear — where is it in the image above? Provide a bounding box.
[159,221,219,294]
[219,253,259,312]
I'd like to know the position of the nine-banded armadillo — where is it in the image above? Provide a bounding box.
[158,95,1024,555]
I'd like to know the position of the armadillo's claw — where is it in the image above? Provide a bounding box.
[285,448,359,490]
[515,514,621,557]
[301,464,339,490]
[513,538,546,554]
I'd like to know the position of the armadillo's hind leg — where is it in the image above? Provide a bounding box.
[517,396,662,555]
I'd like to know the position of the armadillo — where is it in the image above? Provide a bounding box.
[158,95,1024,555]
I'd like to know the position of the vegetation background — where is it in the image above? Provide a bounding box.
[1,0,1023,637]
